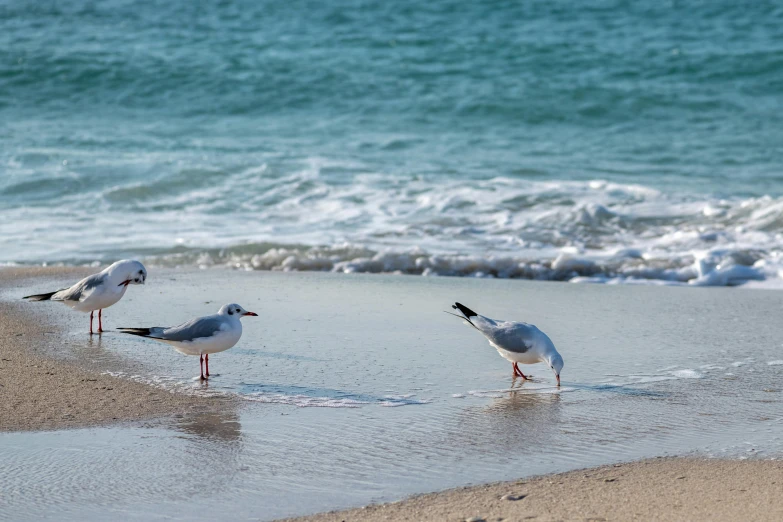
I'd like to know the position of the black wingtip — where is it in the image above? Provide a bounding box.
[453,302,478,318]
[117,327,152,337]
[22,290,58,301]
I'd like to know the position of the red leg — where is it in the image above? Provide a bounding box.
[89,310,94,335]
[205,354,210,377]
[199,354,206,380]
[513,362,529,380]
[98,309,103,333]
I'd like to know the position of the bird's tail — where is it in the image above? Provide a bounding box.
[453,302,478,319]
[22,290,59,301]
[449,302,480,329]
[117,327,153,337]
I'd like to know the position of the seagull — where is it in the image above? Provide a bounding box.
[118,303,258,380]
[23,259,147,335]
[448,302,564,386]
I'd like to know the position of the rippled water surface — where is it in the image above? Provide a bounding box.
[2,271,783,520]
[2,1,783,286]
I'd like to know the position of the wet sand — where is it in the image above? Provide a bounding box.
[282,457,783,522]
[0,267,233,432]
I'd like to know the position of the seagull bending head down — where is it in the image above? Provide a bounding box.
[449,302,564,386]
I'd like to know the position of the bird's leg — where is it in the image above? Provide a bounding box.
[513,362,530,380]
[89,310,94,335]
[199,354,206,380]
[98,309,103,333]
[205,354,210,377]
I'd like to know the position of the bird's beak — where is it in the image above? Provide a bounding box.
[118,280,131,287]
[243,311,258,316]
[556,374,561,386]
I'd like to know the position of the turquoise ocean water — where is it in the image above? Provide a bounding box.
[2,0,783,285]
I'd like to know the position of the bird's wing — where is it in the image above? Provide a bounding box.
[480,320,537,353]
[158,316,228,343]
[53,273,107,302]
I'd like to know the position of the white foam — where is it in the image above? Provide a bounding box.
[15,174,783,287]
[467,385,565,397]
[670,369,703,379]
[243,393,368,408]
[768,361,783,366]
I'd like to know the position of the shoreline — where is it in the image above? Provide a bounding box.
[279,457,783,522]
[2,267,783,519]
[0,267,234,432]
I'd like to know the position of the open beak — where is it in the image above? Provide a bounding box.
[243,311,258,316]
[556,374,561,386]
[117,280,131,287]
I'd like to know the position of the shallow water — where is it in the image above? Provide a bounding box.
[2,271,783,520]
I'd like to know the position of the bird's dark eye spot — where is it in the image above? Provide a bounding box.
[138,270,143,274]
[228,310,233,315]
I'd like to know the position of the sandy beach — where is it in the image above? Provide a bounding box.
[281,457,783,522]
[0,267,233,432]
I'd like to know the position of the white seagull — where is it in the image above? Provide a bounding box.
[449,302,564,386]
[23,259,147,335]
[118,303,258,380]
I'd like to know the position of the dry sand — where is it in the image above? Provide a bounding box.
[281,457,783,522]
[0,266,234,432]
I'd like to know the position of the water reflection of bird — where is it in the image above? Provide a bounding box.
[449,385,563,456]
[175,410,242,442]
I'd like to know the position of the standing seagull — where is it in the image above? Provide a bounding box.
[118,303,257,380]
[449,302,564,386]
[23,259,147,335]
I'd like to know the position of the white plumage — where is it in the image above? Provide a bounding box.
[24,259,147,334]
[451,302,564,385]
[119,303,258,380]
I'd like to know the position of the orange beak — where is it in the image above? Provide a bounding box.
[243,311,258,316]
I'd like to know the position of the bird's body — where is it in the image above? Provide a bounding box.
[23,260,147,334]
[119,303,257,380]
[451,302,564,385]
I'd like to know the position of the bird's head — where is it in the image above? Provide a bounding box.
[110,259,147,286]
[547,352,564,386]
[218,303,258,318]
